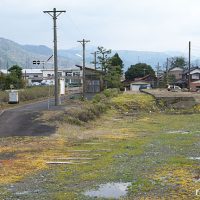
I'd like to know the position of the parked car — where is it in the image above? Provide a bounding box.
[32,82,41,86]
[167,84,181,91]
[41,80,55,86]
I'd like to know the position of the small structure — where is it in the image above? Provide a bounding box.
[59,78,65,95]
[130,81,151,91]
[85,68,104,93]
[8,90,19,104]
[75,65,104,93]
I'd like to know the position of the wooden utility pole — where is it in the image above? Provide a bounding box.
[188,41,191,91]
[166,58,169,85]
[77,39,90,99]
[91,51,98,70]
[43,8,66,106]
[157,62,160,88]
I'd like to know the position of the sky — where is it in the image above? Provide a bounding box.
[1,0,200,54]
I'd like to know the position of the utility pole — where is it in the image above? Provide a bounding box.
[77,39,90,99]
[91,51,98,70]
[156,62,160,88]
[43,8,66,106]
[6,61,9,74]
[166,58,169,85]
[143,68,146,77]
[188,41,191,91]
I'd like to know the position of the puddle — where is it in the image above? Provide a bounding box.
[15,189,41,195]
[84,182,131,199]
[15,191,30,195]
[167,130,190,134]
[193,177,200,183]
[189,157,200,160]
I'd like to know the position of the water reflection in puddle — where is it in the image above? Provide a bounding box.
[189,157,200,160]
[167,130,190,134]
[84,182,131,199]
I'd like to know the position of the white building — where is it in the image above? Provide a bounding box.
[42,69,64,79]
[1,67,83,87]
[130,81,151,91]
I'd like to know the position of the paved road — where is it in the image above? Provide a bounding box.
[0,93,95,137]
[0,97,60,137]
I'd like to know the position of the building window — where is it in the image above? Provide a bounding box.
[73,72,80,77]
[66,72,72,76]
[192,74,199,80]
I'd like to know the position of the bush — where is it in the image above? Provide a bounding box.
[0,91,8,102]
[19,86,53,101]
[103,88,120,98]
[63,102,108,125]
[111,93,158,112]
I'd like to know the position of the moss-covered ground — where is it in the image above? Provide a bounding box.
[0,93,199,199]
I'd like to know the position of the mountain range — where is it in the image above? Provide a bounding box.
[0,37,193,71]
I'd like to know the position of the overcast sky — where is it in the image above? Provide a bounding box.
[1,0,200,54]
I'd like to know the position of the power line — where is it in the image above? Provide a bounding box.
[67,14,83,37]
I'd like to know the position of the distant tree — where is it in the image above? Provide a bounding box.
[103,53,124,89]
[5,65,25,89]
[8,65,23,79]
[125,63,155,80]
[110,53,124,75]
[104,65,121,88]
[0,73,6,90]
[97,46,111,72]
[169,57,187,69]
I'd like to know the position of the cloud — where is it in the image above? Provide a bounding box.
[1,0,200,52]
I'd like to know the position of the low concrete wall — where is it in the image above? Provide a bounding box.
[141,89,197,109]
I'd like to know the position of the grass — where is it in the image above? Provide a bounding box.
[0,92,200,199]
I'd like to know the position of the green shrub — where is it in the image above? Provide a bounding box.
[92,94,102,103]
[111,93,157,112]
[0,91,8,102]
[103,88,120,98]
[63,102,109,125]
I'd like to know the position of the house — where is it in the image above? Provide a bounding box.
[168,67,184,80]
[182,67,200,91]
[123,74,156,91]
